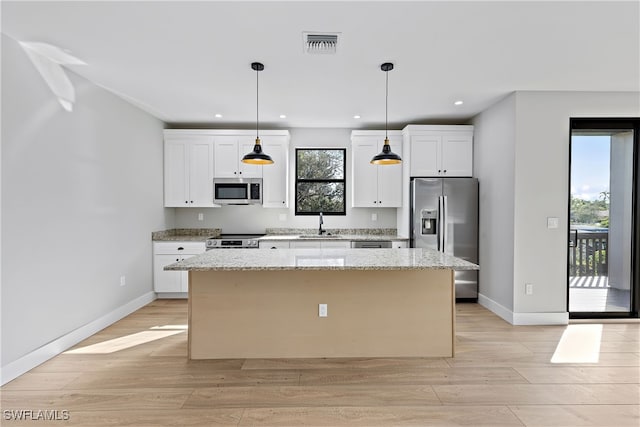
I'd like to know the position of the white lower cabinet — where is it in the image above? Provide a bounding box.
[262,239,406,249]
[153,242,205,295]
[319,241,352,249]
[289,240,351,249]
[259,241,290,249]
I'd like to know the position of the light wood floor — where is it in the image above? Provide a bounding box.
[2,300,639,426]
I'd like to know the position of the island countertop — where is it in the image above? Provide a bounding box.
[165,247,479,271]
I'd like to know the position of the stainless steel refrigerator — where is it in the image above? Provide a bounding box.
[410,178,479,300]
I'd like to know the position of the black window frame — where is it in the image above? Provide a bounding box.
[295,148,347,216]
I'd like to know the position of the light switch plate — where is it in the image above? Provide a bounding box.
[547,217,559,229]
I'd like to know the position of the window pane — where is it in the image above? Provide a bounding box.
[296,182,345,213]
[297,149,344,179]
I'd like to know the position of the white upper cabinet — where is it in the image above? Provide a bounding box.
[164,129,290,208]
[351,131,403,208]
[261,135,290,208]
[440,133,473,176]
[164,133,215,207]
[405,125,473,177]
[214,135,263,178]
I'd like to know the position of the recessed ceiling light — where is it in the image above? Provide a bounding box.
[279,114,287,119]
[215,113,223,118]
[454,100,464,106]
[353,115,361,119]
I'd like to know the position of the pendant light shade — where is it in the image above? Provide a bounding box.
[371,62,402,165]
[242,62,273,165]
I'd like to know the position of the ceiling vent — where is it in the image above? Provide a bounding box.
[303,32,339,54]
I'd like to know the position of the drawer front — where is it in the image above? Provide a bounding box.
[321,241,351,249]
[259,241,290,249]
[154,241,206,255]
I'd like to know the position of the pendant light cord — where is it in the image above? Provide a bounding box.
[256,66,259,140]
[385,68,388,140]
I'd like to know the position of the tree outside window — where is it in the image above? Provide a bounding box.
[295,149,346,215]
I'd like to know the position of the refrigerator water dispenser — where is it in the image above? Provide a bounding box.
[421,210,437,235]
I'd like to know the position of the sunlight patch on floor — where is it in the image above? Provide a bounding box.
[551,324,603,363]
[65,326,187,354]
[150,324,188,330]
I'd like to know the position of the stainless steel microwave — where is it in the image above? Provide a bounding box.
[213,178,262,205]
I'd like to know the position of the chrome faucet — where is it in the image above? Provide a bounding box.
[319,212,326,235]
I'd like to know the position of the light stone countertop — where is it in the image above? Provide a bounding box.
[152,228,221,242]
[258,234,408,242]
[152,228,408,242]
[165,247,479,271]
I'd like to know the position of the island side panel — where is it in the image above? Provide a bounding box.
[189,269,454,359]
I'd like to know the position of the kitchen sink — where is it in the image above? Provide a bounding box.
[298,234,343,239]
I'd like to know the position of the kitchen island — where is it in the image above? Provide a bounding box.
[166,248,478,359]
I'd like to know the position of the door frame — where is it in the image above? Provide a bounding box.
[568,118,639,319]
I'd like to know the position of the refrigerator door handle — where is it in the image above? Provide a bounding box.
[442,195,448,253]
[437,196,444,252]
[411,182,416,243]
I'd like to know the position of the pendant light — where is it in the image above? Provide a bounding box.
[371,62,402,165]
[242,62,274,165]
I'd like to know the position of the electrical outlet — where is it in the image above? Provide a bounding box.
[198,212,204,221]
[318,303,328,317]
[371,213,378,221]
[525,283,533,295]
[547,217,559,229]
[120,276,126,287]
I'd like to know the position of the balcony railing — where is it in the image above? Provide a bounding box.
[569,229,608,277]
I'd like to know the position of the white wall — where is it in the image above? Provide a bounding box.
[608,132,633,290]
[472,93,516,312]
[474,91,640,323]
[1,35,171,374]
[513,92,639,317]
[174,128,398,232]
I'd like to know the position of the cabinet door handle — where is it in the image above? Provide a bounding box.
[239,171,242,174]
[373,201,377,204]
[185,201,188,204]
[178,247,184,250]
[438,170,441,173]
[234,171,237,174]
[271,247,277,249]
[443,170,447,173]
[176,258,179,262]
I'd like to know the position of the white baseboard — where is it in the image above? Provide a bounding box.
[513,311,569,325]
[478,293,569,326]
[156,292,187,299]
[478,293,514,324]
[1,291,156,385]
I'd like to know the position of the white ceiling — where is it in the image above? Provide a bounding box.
[2,1,639,128]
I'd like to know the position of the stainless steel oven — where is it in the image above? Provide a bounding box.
[206,234,265,250]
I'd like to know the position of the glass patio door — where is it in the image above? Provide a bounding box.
[569,120,636,316]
